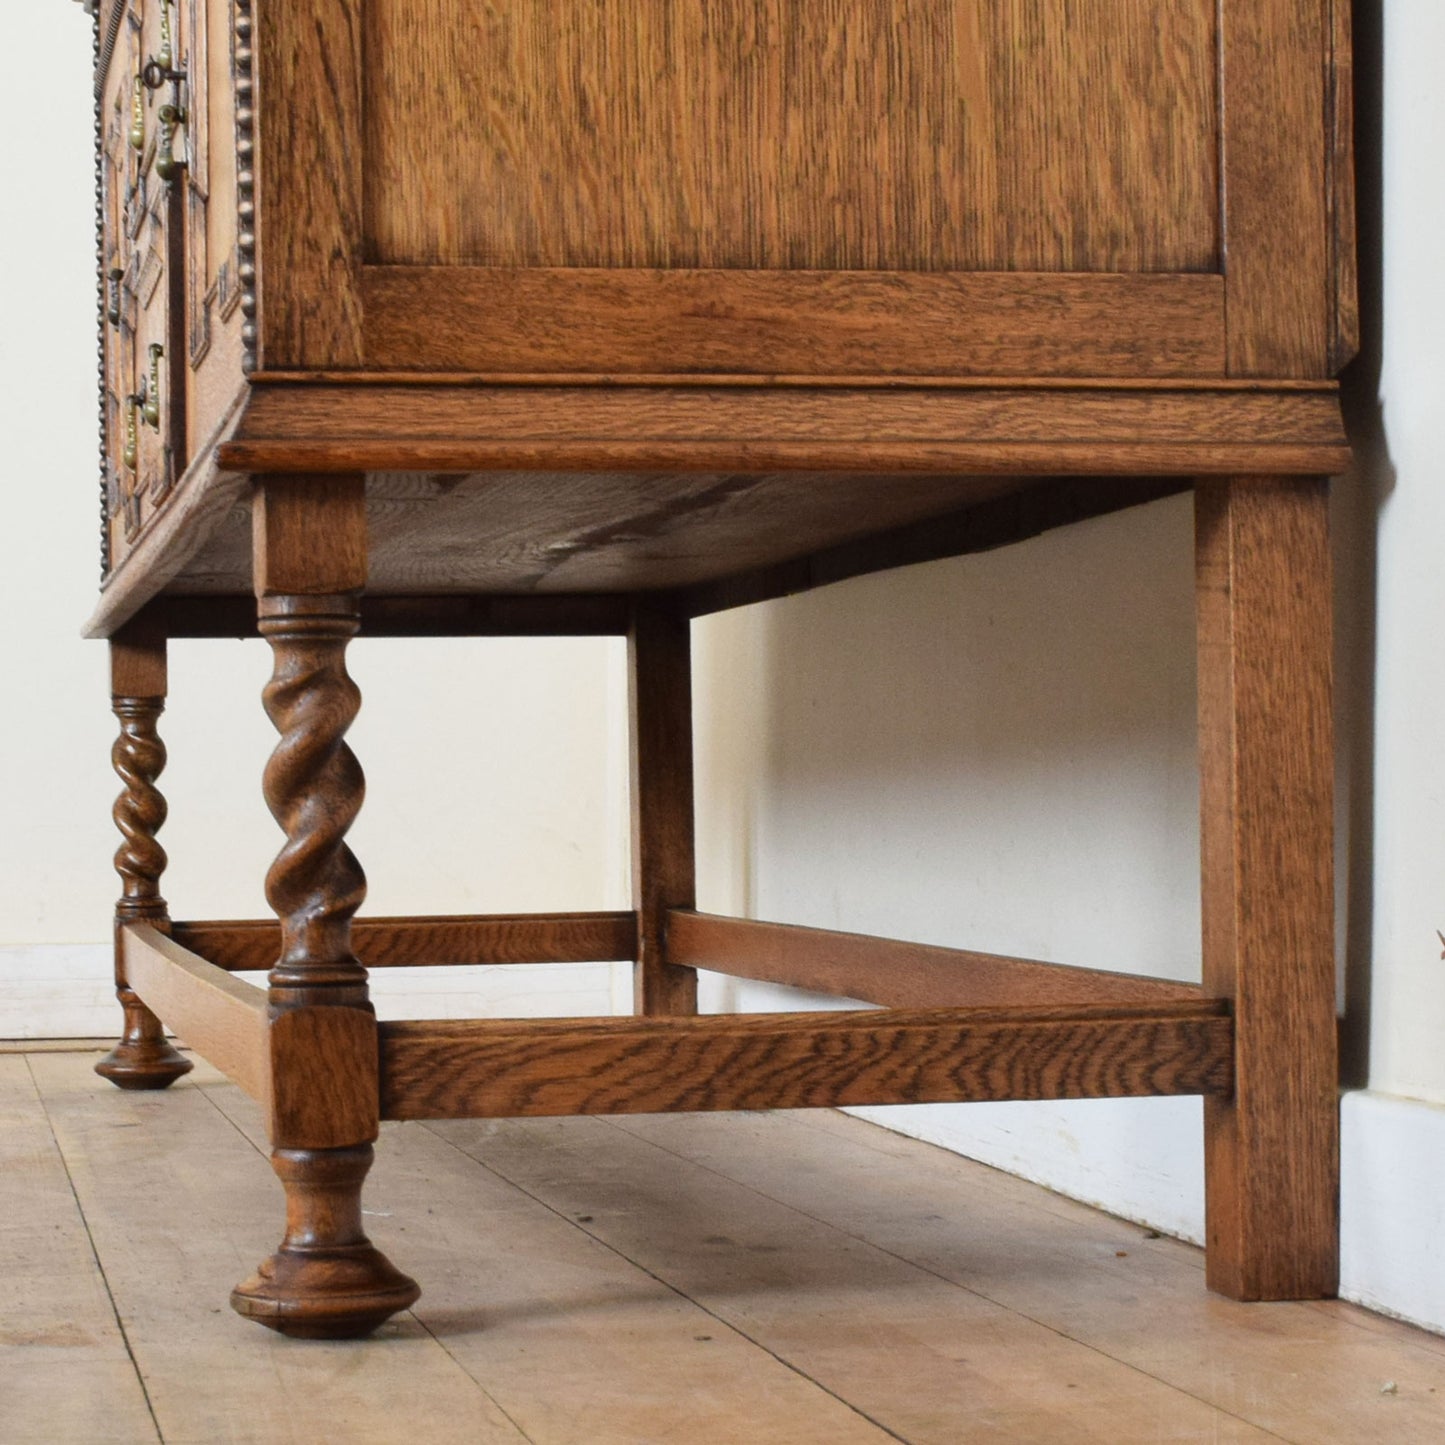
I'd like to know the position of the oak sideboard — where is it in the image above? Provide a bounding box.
[72,0,1354,1337]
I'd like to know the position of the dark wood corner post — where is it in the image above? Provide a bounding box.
[1195,476,1339,1301]
[629,600,698,1016]
[96,619,194,1089]
[231,473,419,1338]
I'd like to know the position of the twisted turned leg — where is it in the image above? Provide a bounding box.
[231,476,418,1338]
[96,626,192,1090]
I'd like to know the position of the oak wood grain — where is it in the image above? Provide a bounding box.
[1327,0,1360,373]
[172,911,639,972]
[36,1050,1445,1439]
[107,612,167,707]
[1222,0,1330,375]
[1196,477,1338,1300]
[228,380,1350,456]
[253,473,367,598]
[252,0,363,367]
[97,622,195,1091]
[69,0,1356,1337]
[362,267,1225,379]
[164,471,1034,601]
[380,1005,1233,1120]
[219,441,1356,481]
[267,1005,378,1150]
[230,1143,419,1338]
[120,922,268,1101]
[253,587,370,1006]
[630,605,698,1015]
[679,476,1192,616]
[237,481,416,1335]
[82,372,1350,633]
[248,373,1345,391]
[83,389,249,639]
[667,911,1210,1010]
[124,593,636,641]
[191,383,1348,614]
[363,0,1218,275]
[181,0,249,452]
[107,688,168,930]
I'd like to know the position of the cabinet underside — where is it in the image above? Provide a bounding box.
[160,469,1143,598]
[83,378,1349,638]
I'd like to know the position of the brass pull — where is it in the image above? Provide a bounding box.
[143,345,163,429]
[129,74,146,153]
[155,104,185,182]
[107,268,124,329]
[142,0,188,184]
[122,395,138,469]
[156,0,174,73]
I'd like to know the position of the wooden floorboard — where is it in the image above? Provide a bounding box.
[615,1109,1445,1444]
[8,1048,1445,1443]
[0,1056,159,1445]
[203,1075,896,1444]
[25,1052,526,1445]
[429,1113,1278,1443]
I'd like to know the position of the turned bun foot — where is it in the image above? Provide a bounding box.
[95,1037,193,1090]
[231,1145,419,1338]
[231,1241,421,1339]
[96,997,193,1089]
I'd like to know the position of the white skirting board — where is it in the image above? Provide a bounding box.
[848,1089,1445,1338]
[0,943,118,1039]
[1338,1090,1445,1336]
[845,1096,1208,1244]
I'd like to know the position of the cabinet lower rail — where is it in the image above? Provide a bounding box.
[121,923,269,1103]
[120,922,1233,1124]
[377,1005,1232,1119]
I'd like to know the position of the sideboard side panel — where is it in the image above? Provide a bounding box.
[252,0,364,368]
[1326,0,1360,373]
[361,0,1220,277]
[1221,0,1331,378]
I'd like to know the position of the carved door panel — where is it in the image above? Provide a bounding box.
[179,0,250,453]
[100,6,147,559]
[100,0,189,570]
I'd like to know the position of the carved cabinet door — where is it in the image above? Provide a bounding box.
[99,0,190,563]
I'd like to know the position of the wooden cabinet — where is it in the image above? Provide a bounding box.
[73,0,1354,1341]
[86,0,1357,596]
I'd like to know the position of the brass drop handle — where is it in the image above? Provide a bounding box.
[143,345,163,429]
[156,0,174,73]
[129,74,146,153]
[107,267,124,329]
[143,0,188,184]
[155,104,185,182]
[122,394,138,469]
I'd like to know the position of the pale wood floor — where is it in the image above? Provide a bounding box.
[6,1049,1445,1444]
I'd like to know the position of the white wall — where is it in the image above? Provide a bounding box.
[1359,1,1445,1103]
[10,1,1445,1337]
[691,498,1211,1245]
